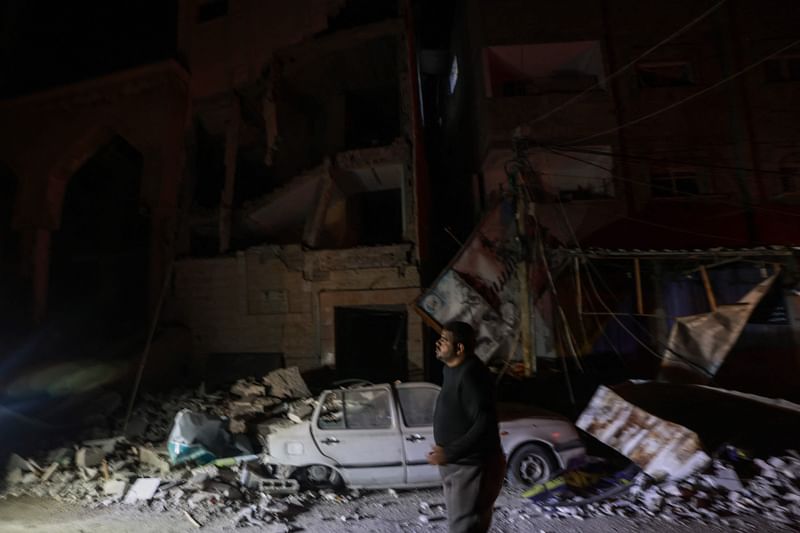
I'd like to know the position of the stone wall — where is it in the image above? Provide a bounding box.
[166,243,423,379]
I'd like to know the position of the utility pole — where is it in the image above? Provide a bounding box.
[507,130,536,376]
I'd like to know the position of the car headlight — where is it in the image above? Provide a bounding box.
[286,441,304,455]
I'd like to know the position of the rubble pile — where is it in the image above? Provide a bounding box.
[1,366,324,529]
[532,448,800,528]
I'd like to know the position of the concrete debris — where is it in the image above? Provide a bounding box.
[40,462,59,482]
[527,447,800,527]
[138,446,171,475]
[231,379,267,398]
[103,479,128,499]
[123,478,161,504]
[0,366,322,530]
[262,366,312,399]
[75,447,106,469]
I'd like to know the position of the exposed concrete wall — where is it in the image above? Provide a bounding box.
[166,243,423,378]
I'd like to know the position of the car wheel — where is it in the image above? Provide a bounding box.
[296,464,343,489]
[507,443,557,489]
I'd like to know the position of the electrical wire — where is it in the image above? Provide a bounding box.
[552,190,717,377]
[545,145,800,220]
[553,145,800,178]
[564,38,800,145]
[524,0,728,127]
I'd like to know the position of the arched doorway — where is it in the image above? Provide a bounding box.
[0,163,23,335]
[50,136,149,337]
[0,163,18,269]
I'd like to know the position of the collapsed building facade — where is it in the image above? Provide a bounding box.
[0,1,429,386]
[415,0,800,396]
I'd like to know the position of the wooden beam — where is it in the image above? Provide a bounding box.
[634,258,644,315]
[699,265,718,312]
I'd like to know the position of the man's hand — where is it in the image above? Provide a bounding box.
[426,445,447,466]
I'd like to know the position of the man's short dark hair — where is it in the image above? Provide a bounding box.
[443,320,475,355]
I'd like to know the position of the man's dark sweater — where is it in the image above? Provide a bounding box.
[433,355,502,465]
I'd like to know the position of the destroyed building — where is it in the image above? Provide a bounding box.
[418,0,800,397]
[0,0,429,388]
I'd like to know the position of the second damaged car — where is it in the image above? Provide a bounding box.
[262,382,585,489]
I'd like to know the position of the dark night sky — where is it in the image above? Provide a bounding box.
[0,0,454,99]
[0,0,177,98]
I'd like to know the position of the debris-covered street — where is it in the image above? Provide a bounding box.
[3,367,799,532]
[3,1,800,532]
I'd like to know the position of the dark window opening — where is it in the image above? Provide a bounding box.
[651,169,704,197]
[335,306,408,383]
[780,166,800,193]
[193,124,225,208]
[322,0,398,34]
[765,56,800,83]
[0,166,18,264]
[197,0,228,23]
[233,147,274,207]
[637,62,694,88]
[345,86,400,150]
[346,188,402,245]
[485,42,605,98]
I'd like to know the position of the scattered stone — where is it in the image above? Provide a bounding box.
[123,478,161,504]
[138,446,171,475]
[40,462,60,482]
[75,447,105,469]
[103,479,128,499]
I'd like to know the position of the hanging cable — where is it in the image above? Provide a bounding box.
[524,0,728,127]
[545,145,800,220]
[552,188,718,377]
[564,38,800,145]
[551,145,800,178]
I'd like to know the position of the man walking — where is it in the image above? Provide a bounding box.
[427,321,506,533]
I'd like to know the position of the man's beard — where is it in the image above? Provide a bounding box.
[436,348,455,363]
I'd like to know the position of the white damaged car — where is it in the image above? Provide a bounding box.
[262,382,585,489]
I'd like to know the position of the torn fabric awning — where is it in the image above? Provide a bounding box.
[659,272,779,383]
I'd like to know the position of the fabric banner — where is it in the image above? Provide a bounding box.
[415,198,522,363]
[576,385,710,480]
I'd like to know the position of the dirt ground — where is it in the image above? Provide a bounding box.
[0,487,796,533]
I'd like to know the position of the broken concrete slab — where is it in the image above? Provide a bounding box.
[705,465,743,492]
[262,367,311,399]
[83,436,126,454]
[103,479,128,499]
[75,447,106,469]
[231,379,267,398]
[138,446,171,475]
[123,478,161,504]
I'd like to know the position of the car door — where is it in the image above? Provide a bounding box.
[395,383,440,485]
[311,385,404,486]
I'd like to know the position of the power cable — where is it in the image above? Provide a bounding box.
[564,38,800,145]
[552,190,717,377]
[545,145,800,220]
[553,146,800,178]
[524,0,728,127]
